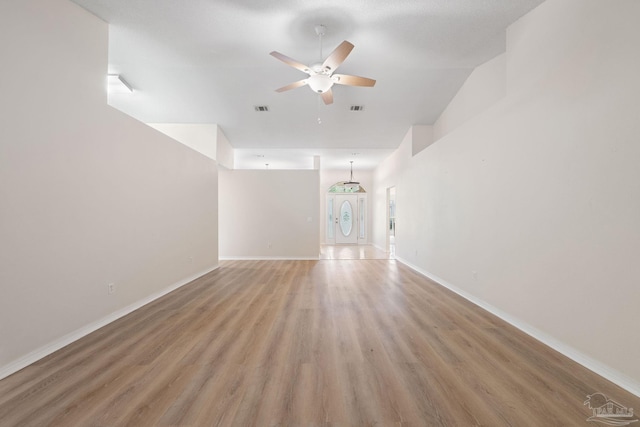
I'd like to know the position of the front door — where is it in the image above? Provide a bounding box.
[335,194,358,244]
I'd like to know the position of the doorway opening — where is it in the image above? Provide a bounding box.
[325,182,366,246]
[387,186,396,257]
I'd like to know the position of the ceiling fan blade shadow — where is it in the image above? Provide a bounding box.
[322,41,354,72]
[333,74,376,87]
[270,51,311,74]
[275,80,308,92]
[321,89,334,105]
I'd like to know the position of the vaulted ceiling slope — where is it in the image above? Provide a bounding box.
[71,0,545,154]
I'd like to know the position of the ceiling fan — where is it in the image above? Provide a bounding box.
[270,25,376,105]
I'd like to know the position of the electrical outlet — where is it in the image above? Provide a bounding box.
[268,242,272,249]
[188,256,193,263]
[472,271,478,280]
[107,283,115,295]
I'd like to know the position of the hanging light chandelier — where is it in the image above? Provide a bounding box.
[344,161,360,190]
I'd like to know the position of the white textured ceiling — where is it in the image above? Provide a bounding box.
[71,0,544,169]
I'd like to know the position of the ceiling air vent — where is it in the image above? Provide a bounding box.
[254,105,269,112]
[350,105,365,112]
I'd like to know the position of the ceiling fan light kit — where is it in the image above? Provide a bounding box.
[307,74,333,93]
[270,25,376,105]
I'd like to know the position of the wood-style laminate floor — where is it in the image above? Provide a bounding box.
[0,260,638,426]
[319,244,394,260]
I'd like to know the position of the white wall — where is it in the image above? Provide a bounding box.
[0,0,218,379]
[411,125,435,156]
[374,0,640,395]
[145,123,234,170]
[433,53,506,141]
[371,128,416,251]
[216,127,234,170]
[219,170,320,259]
[146,123,218,160]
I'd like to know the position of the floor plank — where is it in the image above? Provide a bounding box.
[0,259,638,426]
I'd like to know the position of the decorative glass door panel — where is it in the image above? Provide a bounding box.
[339,200,353,237]
[327,196,334,241]
[335,195,358,244]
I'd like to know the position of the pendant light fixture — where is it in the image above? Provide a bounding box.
[344,161,360,190]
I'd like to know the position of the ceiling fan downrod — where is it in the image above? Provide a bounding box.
[315,24,326,60]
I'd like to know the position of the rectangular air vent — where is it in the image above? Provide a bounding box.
[350,105,365,112]
[254,105,269,112]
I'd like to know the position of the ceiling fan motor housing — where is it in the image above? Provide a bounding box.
[311,63,330,74]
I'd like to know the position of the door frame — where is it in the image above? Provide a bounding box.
[326,193,367,245]
[386,186,396,251]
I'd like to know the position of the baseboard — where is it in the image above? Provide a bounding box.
[0,264,219,382]
[395,256,640,398]
[219,256,319,261]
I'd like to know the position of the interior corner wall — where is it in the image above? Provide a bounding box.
[433,53,506,141]
[146,123,218,160]
[371,129,413,250]
[374,0,640,395]
[0,0,218,379]
[411,125,435,156]
[218,170,320,259]
[145,124,234,170]
[215,127,234,170]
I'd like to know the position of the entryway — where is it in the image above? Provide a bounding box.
[325,186,367,245]
[323,179,394,259]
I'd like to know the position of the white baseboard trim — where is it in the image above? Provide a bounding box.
[0,264,219,382]
[395,256,640,398]
[219,256,319,261]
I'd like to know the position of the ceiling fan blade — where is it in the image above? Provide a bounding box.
[333,74,376,87]
[275,79,308,92]
[320,89,334,105]
[270,51,310,74]
[322,41,354,72]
